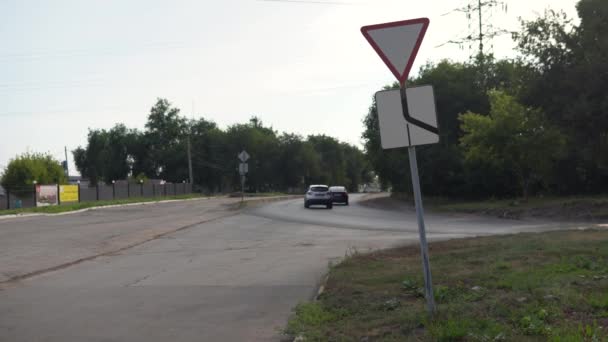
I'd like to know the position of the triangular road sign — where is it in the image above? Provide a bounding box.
[361,18,429,85]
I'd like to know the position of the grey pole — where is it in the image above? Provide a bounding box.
[241,175,245,202]
[408,146,436,314]
[187,136,194,185]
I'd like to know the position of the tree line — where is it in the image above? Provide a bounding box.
[72,99,371,193]
[363,0,607,200]
[3,0,603,200]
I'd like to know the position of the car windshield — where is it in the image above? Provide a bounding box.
[310,186,328,192]
[329,186,345,192]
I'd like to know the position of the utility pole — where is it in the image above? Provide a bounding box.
[437,0,509,60]
[187,100,194,185]
[435,0,509,91]
[187,135,193,185]
[478,0,483,57]
[64,146,69,177]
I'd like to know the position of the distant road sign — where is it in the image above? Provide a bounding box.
[239,163,248,176]
[238,150,250,162]
[361,18,429,85]
[375,85,439,148]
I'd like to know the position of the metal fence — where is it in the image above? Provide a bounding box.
[1,182,194,210]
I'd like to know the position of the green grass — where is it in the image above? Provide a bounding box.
[285,230,608,341]
[0,194,204,216]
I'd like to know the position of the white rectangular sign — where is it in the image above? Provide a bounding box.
[239,163,248,175]
[375,85,439,149]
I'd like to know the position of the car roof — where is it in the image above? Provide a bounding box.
[329,186,346,191]
[309,185,328,188]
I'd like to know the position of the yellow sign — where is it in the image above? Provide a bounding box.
[59,185,79,203]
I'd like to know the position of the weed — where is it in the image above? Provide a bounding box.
[494,261,511,271]
[428,318,471,341]
[285,302,339,340]
[549,321,606,342]
[588,292,608,311]
[401,278,418,291]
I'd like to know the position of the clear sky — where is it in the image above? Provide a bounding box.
[0,0,579,173]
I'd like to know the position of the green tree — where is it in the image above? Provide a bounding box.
[73,124,137,185]
[1,152,66,192]
[362,57,546,198]
[73,99,369,194]
[307,135,347,186]
[459,91,566,200]
[515,0,608,193]
[341,143,370,192]
[145,98,189,182]
[188,117,220,191]
[224,117,281,192]
[277,134,321,191]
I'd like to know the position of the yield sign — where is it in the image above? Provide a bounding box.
[361,18,429,85]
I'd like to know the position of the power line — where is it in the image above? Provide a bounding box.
[0,79,107,92]
[436,0,511,58]
[0,41,190,62]
[0,106,134,118]
[257,0,361,5]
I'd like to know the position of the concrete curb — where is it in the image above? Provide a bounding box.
[241,195,300,206]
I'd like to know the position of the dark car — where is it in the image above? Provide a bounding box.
[329,186,348,205]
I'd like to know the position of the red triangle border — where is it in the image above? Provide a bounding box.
[361,18,430,86]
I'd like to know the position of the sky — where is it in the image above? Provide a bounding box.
[0,0,579,174]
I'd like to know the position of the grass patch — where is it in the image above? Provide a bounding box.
[285,230,608,341]
[0,194,205,216]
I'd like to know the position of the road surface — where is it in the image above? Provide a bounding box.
[0,194,587,341]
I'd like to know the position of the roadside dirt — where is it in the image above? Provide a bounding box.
[359,193,608,222]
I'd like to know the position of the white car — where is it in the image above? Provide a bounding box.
[304,185,333,209]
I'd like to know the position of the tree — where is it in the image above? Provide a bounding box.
[1,152,66,192]
[74,99,369,194]
[145,98,189,182]
[73,124,136,185]
[459,91,566,200]
[341,143,370,192]
[189,117,226,192]
[515,0,608,193]
[224,117,281,192]
[307,135,347,186]
[277,134,320,191]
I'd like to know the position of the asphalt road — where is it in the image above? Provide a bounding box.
[0,194,588,342]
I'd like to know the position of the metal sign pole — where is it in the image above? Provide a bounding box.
[407,145,436,314]
[241,175,245,202]
[361,16,436,315]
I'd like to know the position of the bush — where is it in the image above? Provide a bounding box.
[1,152,66,192]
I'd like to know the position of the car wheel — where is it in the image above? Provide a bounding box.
[327,203,333,209]
[304,201,309,208]
[345,200,349,206]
